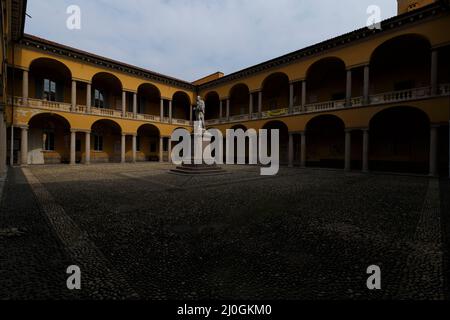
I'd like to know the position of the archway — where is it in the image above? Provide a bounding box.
[91,72,123,110]
[28,113,71,164]
[90,119,122,163]
[306,115,345,168]
[137,124,161,162]
[369,106,430,173]
[172,92,191,120]
[29,58,72,103]
[137,83,161,116]
[262,121,289,165]
[370,35,431,94]
[306,58,346,104]
[229,84,250,116]
[261,73,290,111]
[205,92,220,120]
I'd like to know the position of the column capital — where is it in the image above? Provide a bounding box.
[18,125,29,130]
[431,124,441,129]
[72,129,91,133]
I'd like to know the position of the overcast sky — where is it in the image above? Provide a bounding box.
[25,0,397,82]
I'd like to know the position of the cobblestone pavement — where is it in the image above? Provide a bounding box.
[0,163,447,300]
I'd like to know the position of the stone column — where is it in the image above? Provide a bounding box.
[258,91,262,116]
[429,125,439,177]
[132,135,137,163]
[190,105,193,123]
[70,130,76,165]
[22,70,29,105]
[71,80,77,112]
[122,91,127,117]
[363,65,370,105]
[168,137,172,163]
[346,70,352,107]
[133,93,137,117]
[159,136,164,162]
[219,100,223,120]
[86,83,91,113]
[121,134,126,163]
[300,132,306,168]
[431,50,438,96]
[169,100,173,124]
[288,133,294,168]
[21,126,28,166]
[301,81,306,110]
[289,83,294,113]
[226,99,230,121]
[249,93,253,117]
[160,99,164,121]
[362,129,369,173]
[345,130,352,171]
[85,132,91,165]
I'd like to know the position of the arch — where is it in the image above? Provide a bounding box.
[91,72,123,110]
[261,72,290,111]
[136,123,161,162]
[172,91,191,120]
[204,91,221,120]
[29,58,73,103]
[137,83,161,116]
[305,57,346,104]
[369,106,430,174]
[370,34,431,94]
[229,83,250,117]
[305,114,346,169]
[90,119,123,163]
[262,120,290,165]
[27,113,72,165]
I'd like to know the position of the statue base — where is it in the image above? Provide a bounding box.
[169,130,228,176]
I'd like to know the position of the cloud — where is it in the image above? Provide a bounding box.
[25,0,397,81]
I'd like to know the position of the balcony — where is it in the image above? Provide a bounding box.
[9,97,186,126]
[205,84,450,125]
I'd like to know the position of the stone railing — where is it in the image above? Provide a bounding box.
[370,86,431,105]
[10,84,450,126]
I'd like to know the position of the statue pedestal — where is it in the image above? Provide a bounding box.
[170,131,227,176]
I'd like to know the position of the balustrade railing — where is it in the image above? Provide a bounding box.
[10,83,450,126]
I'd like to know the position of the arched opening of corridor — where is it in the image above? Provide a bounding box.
[262,121,289,165]
[229,84,250,116]
[27,113,71,164]
[29,58,72,103]
[205,91,220,120]
[261,72,290,111]
[306,58,346,104]
[306,115,345,168]
[91,73,123,110]
[370,35,431,94]
[90,119,122,163]
[137,124,161,162]
[369,106,430,174]
[137,83,161,116]
[172,92,191,120]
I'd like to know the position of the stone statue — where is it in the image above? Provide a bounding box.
[195,96,206,130]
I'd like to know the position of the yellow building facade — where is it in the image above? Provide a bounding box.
[1,0,450,176]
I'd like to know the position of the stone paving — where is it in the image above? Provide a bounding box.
[0,163,448,300]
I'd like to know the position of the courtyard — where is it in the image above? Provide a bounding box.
[0,163,449,300]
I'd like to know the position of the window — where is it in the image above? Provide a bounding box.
[43,79,57,101]
[94,89,105,108]
[94,134,103,151]
[43,130,55,151]
[136,136,141,152]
